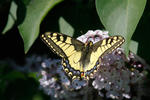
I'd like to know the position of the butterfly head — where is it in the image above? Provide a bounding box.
[85,41,93,47]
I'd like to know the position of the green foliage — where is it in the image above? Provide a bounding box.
[2,0,147,55]
[0,63,48,100]
[2,1,17,34]
[129,40,138,54]
[2,0,63,53]
[18,0,63,53]
[59,17,74,36]
[96,0,146,55]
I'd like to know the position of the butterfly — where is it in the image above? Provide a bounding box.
[41,32,125,80]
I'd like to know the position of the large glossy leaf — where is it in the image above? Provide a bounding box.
[18,0,63,53]
[58,17,74,36]
[129,40,138,54]
[2,1,17,34]
[96,0,146,55]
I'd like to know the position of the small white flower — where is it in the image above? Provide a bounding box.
[77,30,109,44]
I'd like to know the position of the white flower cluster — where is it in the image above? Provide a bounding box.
[77,30,109,43]
[39,58,89,99]
[37,30,147,100]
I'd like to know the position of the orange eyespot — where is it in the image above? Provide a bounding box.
[81,72,84,78]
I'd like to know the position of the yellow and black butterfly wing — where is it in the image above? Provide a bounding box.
[41,32,83,57]
[83,36,125,73]
[92,36,125,57]
[41,32,85,78]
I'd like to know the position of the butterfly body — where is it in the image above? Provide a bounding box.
[41,32,125,80]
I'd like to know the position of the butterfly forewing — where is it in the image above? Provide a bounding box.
[93,36,124,56]
[41,32,84,57]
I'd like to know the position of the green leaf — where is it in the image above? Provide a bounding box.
[129,40,138,54]
[59,17,74,36]
[2,71,25,80]
[28,72,39,80]
[2,1,17,34]
[96,0,146,56]
[33,94,43,100]
[18,0,63,53]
